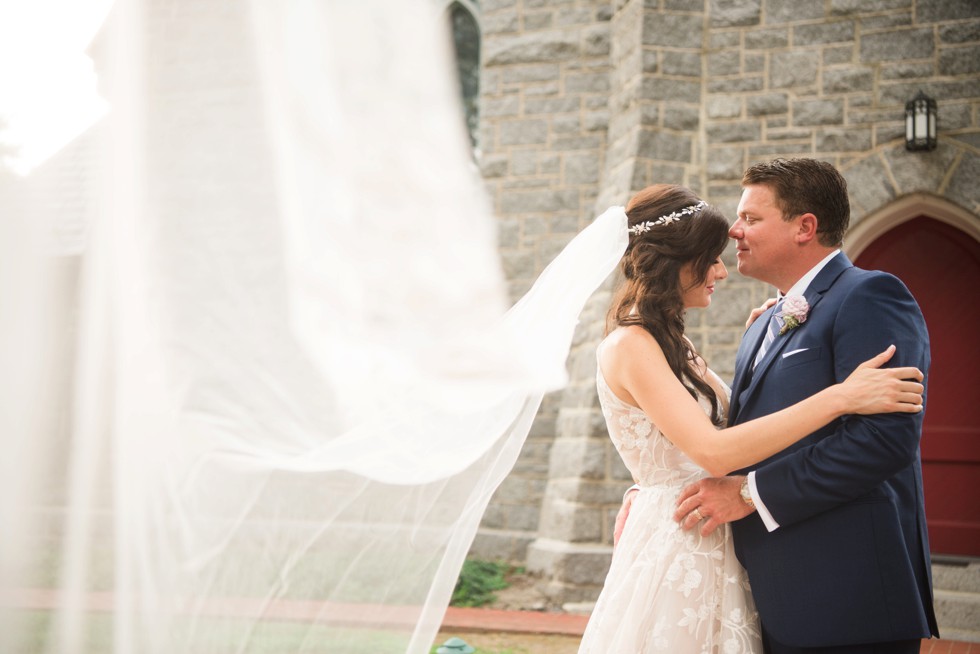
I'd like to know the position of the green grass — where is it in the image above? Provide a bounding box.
[449,559,519,609]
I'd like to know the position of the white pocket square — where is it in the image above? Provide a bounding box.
[782,348,809,358]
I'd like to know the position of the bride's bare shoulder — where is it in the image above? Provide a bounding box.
[601,325,665,363]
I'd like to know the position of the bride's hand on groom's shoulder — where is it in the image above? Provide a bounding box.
[745,297,778,329]
[673,476,754,537]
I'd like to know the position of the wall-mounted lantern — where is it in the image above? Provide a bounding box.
[905,90,937,151]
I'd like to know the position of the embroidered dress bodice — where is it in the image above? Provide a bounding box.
[578,350,762,654]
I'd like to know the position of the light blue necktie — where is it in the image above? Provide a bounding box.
[753,299,785,370]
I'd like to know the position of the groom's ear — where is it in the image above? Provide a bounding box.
[795,213,819,244]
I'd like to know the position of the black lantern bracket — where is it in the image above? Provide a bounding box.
[905,90,937,151]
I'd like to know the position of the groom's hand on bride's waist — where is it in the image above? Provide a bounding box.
[674,476,755,536]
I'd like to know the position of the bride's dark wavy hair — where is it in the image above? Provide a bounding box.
[607,184,731,425]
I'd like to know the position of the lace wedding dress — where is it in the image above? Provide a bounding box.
[578,352,763,654]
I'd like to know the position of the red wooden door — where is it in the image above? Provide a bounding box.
[855,216,980,556]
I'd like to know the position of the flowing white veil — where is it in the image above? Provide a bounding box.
[0,1,626,652]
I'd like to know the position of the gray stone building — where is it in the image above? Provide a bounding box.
[456,0,980,632]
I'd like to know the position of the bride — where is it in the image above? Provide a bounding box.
[576,185,923,653]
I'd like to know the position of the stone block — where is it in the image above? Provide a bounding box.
[824,45,855,65]
[708,76,765,93]
[551,134,604,151]
[499,119,549,145]
[842,154,896,214]
[583,25,611,56]
[748,142,810,157]
[662,51,703,77]
[641,77,701,103]
[482,95,521,118]
[768,0,825,22]
[482,0,517,10]
[816,127,873,152]
[707,146,745,180]
[879,78,980,105]
[548,436,607,480]
[638,129,694,162]
[879,61,933,80]
[506,504,543,532]
[523,81,561,96]
[939,22,980,44]
[540,154,562,174]
[501,64,561,84]
[709,286,754,327]
[710,0,761,27]
[583,110,610,132]
[480,155,509,178]
[940,45,980,75]
[860,28,933,62]
[501,189,579,214]
[511,151,538,176]
[708,50,741,76]
[524,97,579,115]
[883,142,959,194]
[707,122,763,143]
[793,99,844,126]
[874,124,905,145]
[745,53,765,73]
[523,11,553,30]
[537,499,603,543]
[642,13,704,48]
[494,476,548,504]
[823,68,873,94]
[830,0,910,15]
[556,7,594,27]
[526,538,613,586]
[711,31,741,48]
[501,249,535,279]
[484,31,580,66]
[469,530,533,564]
[944,151,980,213]
[859,12,912,29]
[794,21,855,45]
[708,96,743,119]
[745,27,789,49]
[916,0,980,22]
[747,92,788,116]
[663,104,701,130]
[771,51,819,88]
[565,72,611,94]
[564,154,600,185]
[497,219,520,248]
[481,504,506,529]
[552,114,581,135]
[482,13,520,35]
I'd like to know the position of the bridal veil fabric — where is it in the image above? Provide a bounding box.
[0,1,627,652]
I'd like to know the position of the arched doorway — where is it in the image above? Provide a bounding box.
[853,215,980,557]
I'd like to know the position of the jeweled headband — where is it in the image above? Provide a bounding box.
[627,200,707,235]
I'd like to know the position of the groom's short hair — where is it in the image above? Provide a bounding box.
[742,158,850,247]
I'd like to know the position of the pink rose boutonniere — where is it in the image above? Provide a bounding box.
[777,295,809,335]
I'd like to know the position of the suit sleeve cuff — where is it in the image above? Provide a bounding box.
[748,471,780,532]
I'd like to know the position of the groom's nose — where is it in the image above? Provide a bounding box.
[728,221,742,239]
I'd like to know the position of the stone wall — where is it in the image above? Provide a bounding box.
[472,0,980,604]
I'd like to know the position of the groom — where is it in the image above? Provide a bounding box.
[673,159,938,653]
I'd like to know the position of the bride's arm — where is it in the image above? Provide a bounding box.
[601,326,923,477]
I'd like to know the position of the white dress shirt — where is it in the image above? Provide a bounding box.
[748,249,840,532]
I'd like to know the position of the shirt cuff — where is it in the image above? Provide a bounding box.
[748,471,780,532]
[624,483,640,500]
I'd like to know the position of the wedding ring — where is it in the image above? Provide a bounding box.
[691,507,704,521]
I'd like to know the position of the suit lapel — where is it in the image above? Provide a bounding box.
[730,253,853,425]
[728,304,774,425]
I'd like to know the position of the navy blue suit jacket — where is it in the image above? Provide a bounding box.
[728,252,939,647]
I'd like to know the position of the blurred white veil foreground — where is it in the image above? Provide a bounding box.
[0,1,626,653]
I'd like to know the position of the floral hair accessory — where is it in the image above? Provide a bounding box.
[628,201,707,235]
[777,295,809,335]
